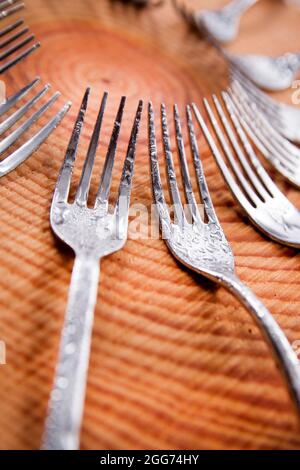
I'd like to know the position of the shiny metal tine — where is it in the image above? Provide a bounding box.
[0,3,25,19]
[186,104,218,223]
[95,96,126,209]
[0,42,40,74]
[161,103,186,226]
[0,0,20,8]
[75,91,108,206]
[228,89,297,174]
[203,97,261,207]
[192,103,254,214]
[0,91,60,154]
[0,83,50,137]
[148,102,172,232]
[0,76,40,116]
[54,88,89,204]
[230,67,278,114]
[0,25,28,48]
[0,33,34,60]
[0,101,71,177]
[173,104,202,225]
[221,92,283,197]
[116,100,143,210]
[0,18,23,37]
[230,82,299,162]
[211,94,271,201]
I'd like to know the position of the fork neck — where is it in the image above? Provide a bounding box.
[219,272,300,418]
[223,0,257,17]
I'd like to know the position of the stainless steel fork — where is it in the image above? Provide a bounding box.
[192,95,300,248]
[228,80,300,188]
[172,0,257,44]
[42,89,143,450]
[0,77,70,177]
[148,101,300,418]
[0,17,40,74]
[231,68,300,143]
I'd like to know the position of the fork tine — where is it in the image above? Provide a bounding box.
[161,103,186,226]
[0,33,34,61]
[75,91,108,206]
[203,97,261,207]
[0,76,40,116]
[0,18,23,37]
[0,92,60,154]
[211,94,271,202]
[116,100,143,213]
[192,103,255,215]
[148,102,172,233]
[186,104,218,223]
[0,83,50,137]
[0,101,71,177]
[95,96,126,209]
[0,3,25,19]
[221,92,285,198]
[54,88,90,204]
[230,82,299,162]
[0,42,40,74]
[173,104,203,225]
[0,0,20,9]
[227,88,298,175]
[0,25,28,48]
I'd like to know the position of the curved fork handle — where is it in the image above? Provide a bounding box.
[42,255,100,450]
[224,274,300,416]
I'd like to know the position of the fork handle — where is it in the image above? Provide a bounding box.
[224,274,300,416]
[42,254,100,450]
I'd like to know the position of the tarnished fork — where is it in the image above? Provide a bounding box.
[0,77,70,177]
[148,101,300,420]
[42,89,143,450]
[192,96,300,248]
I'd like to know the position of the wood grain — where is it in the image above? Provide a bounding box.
[0,0,300,450]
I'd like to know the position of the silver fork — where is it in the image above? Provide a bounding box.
[227,80,300,188]
[148,101,300,419]
[42,89,143,450]
[231,68,300,143]
[0,77,70,177]
[0,17,40,74]
[172,0,258,44]
[174,1,300,91]
[192,96,300,248]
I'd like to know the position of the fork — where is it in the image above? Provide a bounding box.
[0,18,40,74]
[192,95,300,248]
[0,77,71,177]
[172,0,258,44]
[230,68,300,143]
[148,101,300,418]
[174,1,300,91]
[227,80,300,187]
[42,89,143,450]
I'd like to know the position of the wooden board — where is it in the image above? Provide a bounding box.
[0,0,300,450]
